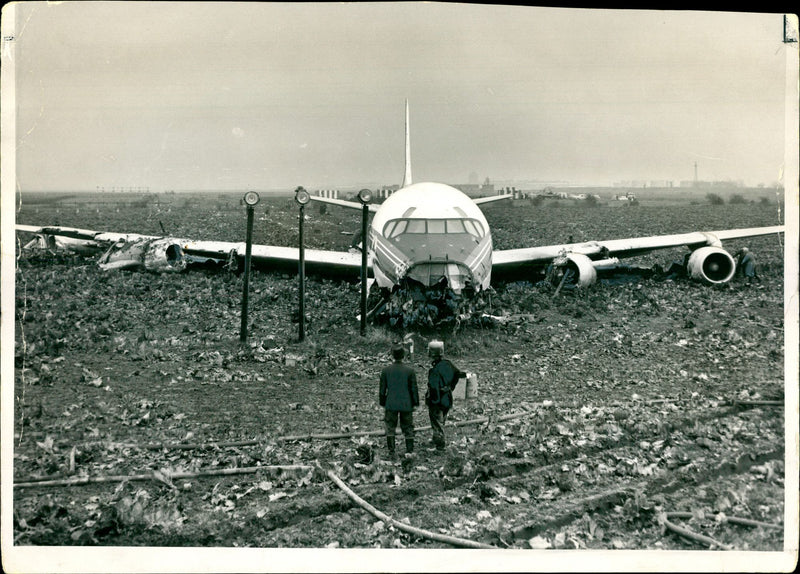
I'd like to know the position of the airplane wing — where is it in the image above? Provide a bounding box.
[15,224,366,278]
[308,195,380,213]
[492,225,785,285]
[493,226,785,267]
[473,194,513,205]
[15,224,151,242]
[182,239,364,277]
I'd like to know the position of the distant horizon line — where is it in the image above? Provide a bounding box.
[15,183,785,195]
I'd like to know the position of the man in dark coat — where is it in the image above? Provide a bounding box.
[425,340,467,451]
[736,247,760,282]
[379,342,419,457]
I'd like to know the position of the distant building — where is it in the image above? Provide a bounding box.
[679,180,743,188]
[452,181,495,197]
[495,186,528,199]
[376,185,400,199]
[712,180,744,188]
[316,189,340,199]
[541,188,568,199]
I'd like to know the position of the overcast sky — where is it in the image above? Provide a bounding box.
[9,2,791,191]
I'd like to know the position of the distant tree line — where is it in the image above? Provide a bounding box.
[706,193,770,206]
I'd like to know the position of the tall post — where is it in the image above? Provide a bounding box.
[356,189,373,336]
[294,187,310,342]
[360,202,368,336]
[298,203,306,341]
[240,191,260,343]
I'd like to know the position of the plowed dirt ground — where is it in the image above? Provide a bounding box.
[10,192,789,557]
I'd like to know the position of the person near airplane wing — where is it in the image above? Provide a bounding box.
[735,247,760,283]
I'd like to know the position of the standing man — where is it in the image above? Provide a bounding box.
[379,342,419,458]
[426,340,467,451]
[736,247,760,283]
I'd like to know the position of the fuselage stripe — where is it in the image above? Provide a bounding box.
[466,235,492,270]
[372,234,405,268]
[374,241,402,268]
[372,253,398,285]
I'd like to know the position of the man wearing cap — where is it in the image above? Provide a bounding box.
[426,340,467,451]
[379,342,419,458]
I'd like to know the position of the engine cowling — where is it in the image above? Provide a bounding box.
[551,253,598,288]
[687,246,735,284]
[143,239,186,272]
[99,238,186,272]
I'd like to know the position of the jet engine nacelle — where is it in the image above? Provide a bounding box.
[99,238,186,272]
[143,239,187,272]
[687,246,736,285]
[552,253,598,287]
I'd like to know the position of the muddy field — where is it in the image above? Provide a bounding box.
[10,194,789,557]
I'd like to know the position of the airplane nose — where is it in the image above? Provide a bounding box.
[406,261,473,292]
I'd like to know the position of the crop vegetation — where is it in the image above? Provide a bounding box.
[12,190,787,552]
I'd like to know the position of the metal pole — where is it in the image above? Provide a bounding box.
[239,204,255,342]
[298,203,306,341]
[360,202,368,336]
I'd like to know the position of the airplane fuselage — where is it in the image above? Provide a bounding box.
[367,182,493,293]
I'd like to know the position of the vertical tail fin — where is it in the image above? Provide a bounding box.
[402,99,412,187]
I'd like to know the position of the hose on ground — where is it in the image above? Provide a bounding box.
[325,467,496,549]
[660,511,782,550]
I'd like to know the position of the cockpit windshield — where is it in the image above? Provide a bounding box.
[383,218,485,240]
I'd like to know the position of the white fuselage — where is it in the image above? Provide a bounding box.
[367,182,493,293]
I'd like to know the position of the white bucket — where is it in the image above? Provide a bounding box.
[452,373,478,401]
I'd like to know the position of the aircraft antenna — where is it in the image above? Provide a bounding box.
[402,99,412,187]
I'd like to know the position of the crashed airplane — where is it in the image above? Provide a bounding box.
[16,101,785,325]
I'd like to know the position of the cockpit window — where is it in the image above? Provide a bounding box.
[406,220,426,234]
[392,220,407,236]
[427,220,445,234]
[446,219,466,234]
[383,218,485,239]
[463,220,480,237]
